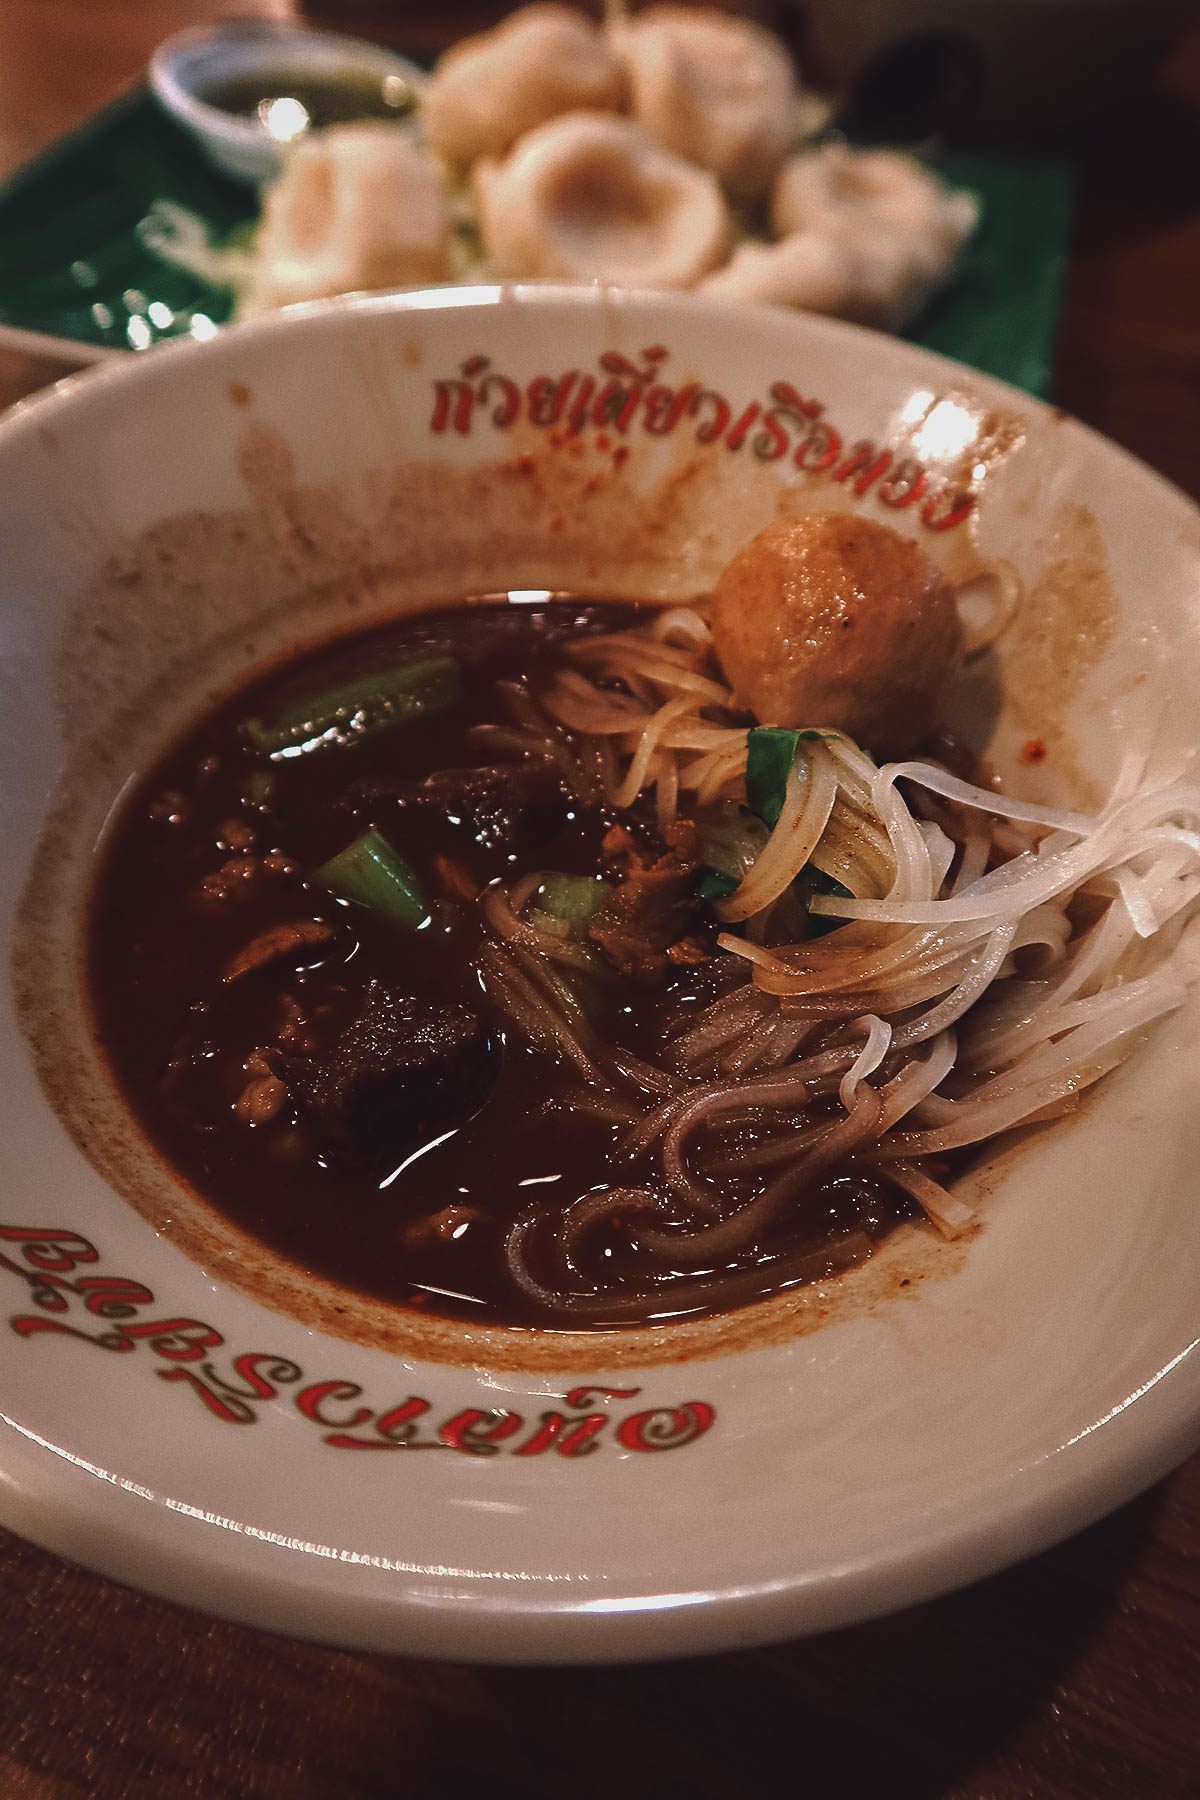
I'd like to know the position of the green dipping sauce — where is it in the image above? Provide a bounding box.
[198,68,417,132]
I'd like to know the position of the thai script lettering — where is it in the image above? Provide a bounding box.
[428,347,975,533]
[0,1226,715,1457]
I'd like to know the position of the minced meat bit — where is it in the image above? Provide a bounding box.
[588,820,707,979]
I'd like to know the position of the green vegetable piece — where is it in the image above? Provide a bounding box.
[698,868,740,902]
[746,727,802,828]
[314,829,429,930]
[246,654,463,757]
[537,874,612,937]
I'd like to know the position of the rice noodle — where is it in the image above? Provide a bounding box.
[839,1016,892,1108]
[952,832,991,895]
[652,607,713,650]
[639,1088,885,1263]
[882,1159,976,1237]
[877,1030,957,1130]
[611,695,695,809]
[719,744,839,922]
[468,602,1200,1316]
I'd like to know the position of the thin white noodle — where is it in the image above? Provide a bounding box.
[612,696,694,809]
[878,1031,958,1130]
[482,880,600,974]
[650,607,712,649]
[885,978,1185,1155]
[873,764,936,901]
[839,1016,892,1108]
[952,833,991,895]
[672,987,770,1066]
[884,1159,976,1237]
[880,759,1095,834]
[640,1089,884,1263]
[570,642,732,706]
[889,924,1017,1048]
[656,750,679,828]
[809,798,1200,925]
[719,747,839,922]
[920,820,958,895]
[745,922,991,1000]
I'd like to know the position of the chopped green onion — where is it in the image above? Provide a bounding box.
[314,829,428,930]
[698,868,740,902]
[746,727,802,828]
[246,654,463,758]
[536,873,612,937]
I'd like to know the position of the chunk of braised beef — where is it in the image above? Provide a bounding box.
[349,764,565,852]
[588,820,710,980]
[283,982,498,1171]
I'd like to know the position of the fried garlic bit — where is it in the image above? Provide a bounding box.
[422,4,626,168]
[710,513,964,757]
[610,5,799,197]
[474,111,732,288]
[245,125,451,313]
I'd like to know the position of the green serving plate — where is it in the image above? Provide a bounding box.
[0,86,1072,395]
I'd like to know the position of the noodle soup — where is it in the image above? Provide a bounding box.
[90,596,921,1327]
[87,518,1198,1331]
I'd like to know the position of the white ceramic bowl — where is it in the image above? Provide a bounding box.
[148,20,427,185]
[2,287,1199,1662]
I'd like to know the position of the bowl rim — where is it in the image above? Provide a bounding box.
[5,280,1198,526]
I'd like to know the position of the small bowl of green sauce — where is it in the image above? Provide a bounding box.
[149,20,427,185]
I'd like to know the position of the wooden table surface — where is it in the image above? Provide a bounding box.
[2,6,1199,1797]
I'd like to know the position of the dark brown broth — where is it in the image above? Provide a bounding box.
[88,600,913,1329]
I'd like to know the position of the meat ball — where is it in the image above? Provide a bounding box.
[710,513,963,756]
